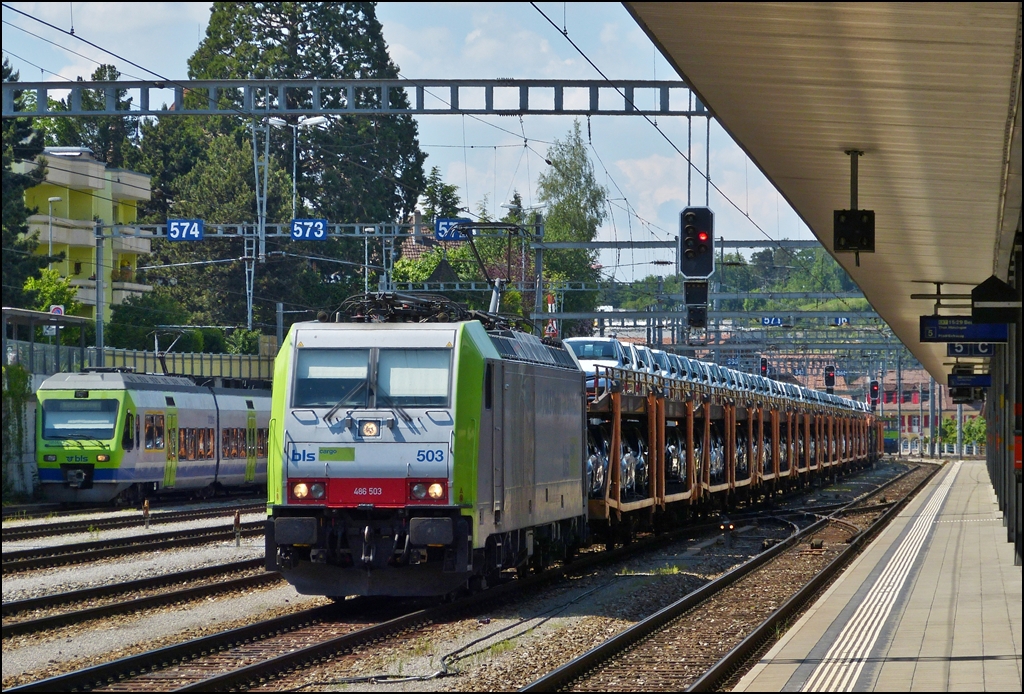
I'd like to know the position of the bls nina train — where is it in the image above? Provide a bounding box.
[37,370,270,503]
[264,294,882,598]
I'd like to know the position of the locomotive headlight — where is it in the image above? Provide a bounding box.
[310,482,326,499]
[360,420,379,437]
[43,455,57,462]
[96,454,110,462]
[292,482,310,499]
[427,483,445,500]
[411,483,428,500]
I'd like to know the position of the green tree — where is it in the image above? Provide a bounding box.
[2,59,49,309]
[536,121,607,335]
[226,328,261,355]
[34,65,138,167]
[188,2,425,222]
[421,166,462,224]
[963,416,987,446]
[107,291,203,352]
[23,269,83,314]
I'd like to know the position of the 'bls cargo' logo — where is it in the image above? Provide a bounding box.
[290,449,316,462]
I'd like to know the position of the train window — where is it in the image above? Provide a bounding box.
[207,429,215,459]
[293,348,370,408]
[41,399,119,441]
[122,413,134,451]
[236,428,244,457]
[198,428,208,459]
[188,429,198,461]
[257,428,268,457]
[179,428,187,459]
[222,429,231,458]
[165,396,175,407]
[377,349,451,407]
[144,413,164,450]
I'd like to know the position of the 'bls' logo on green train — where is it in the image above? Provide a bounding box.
[65,455,90,463]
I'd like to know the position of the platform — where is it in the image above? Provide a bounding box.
[734,459,1022,692]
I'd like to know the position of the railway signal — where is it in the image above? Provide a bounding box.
[825,365,835,394]
[870,379,879,409]
[679,207,715,278]
[760,357,768,377]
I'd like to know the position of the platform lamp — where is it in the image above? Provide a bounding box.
[269,116,328,219]
[47,196,62,270]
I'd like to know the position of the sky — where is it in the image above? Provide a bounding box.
[1,2,819,282]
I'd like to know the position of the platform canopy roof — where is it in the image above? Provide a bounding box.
[626,2,1022,379]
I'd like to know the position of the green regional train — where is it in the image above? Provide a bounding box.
[37,370,270,504]
[264,295,881,598]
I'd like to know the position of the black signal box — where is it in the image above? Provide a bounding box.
[687,305,707,328]
[679,207,715,278]
[834,209,875,253]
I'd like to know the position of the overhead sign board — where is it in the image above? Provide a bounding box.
[947,373,992,388]
[831,316,850,326]
[290,219,329,240]
[761,316,783,327]
[919,316,1008,343]
[435,218,470,241]
[167,219,204,241]
[946,343,994,357]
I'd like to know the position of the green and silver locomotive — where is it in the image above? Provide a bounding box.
[265,309,587,597]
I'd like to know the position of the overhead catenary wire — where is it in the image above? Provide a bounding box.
[530,2,883,333]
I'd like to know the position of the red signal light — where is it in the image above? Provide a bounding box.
[698,231,709,242]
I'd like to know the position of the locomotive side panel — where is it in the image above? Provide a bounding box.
[531,366,586,526]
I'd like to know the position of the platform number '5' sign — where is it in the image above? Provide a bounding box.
[167,219,204,241]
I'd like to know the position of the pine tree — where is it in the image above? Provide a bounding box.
[2,59,49,308]
[188,2,426,223]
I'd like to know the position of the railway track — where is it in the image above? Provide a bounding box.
[1,521,265,574]
[0,492,265,522]
[2,559,277,638]
[1,502,266,542]
[519,462,938,692]
[5,463,916,692]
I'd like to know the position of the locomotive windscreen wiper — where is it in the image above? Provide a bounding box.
[375,390,413,423]
[324,380,368,423]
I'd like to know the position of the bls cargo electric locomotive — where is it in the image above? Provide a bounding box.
[265,296,881,598]
[37,370,270,503]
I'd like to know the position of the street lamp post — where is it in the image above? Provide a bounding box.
[269,116,327,219]
[47,196,62,270]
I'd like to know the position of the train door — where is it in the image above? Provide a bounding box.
[164,412,178,488]
[246,410,257,483]
[491,361,504,524]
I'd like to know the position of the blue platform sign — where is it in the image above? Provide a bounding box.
[831,316,850,326]
[919,316,1008,343]
[290,219,329,240]
[946,343,994,357]
[761,316,783,327]
[435,218,470,241]
[947,373,992,388]
[167,219,204,241]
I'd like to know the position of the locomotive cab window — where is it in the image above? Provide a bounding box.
[41,399,119,440]
[292,347,451,409]
[293,348,370,408]
[377,349,450,407]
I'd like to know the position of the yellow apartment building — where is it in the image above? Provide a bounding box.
[16,146,153,321]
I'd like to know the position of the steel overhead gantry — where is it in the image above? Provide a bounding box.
[1,79,703,118]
